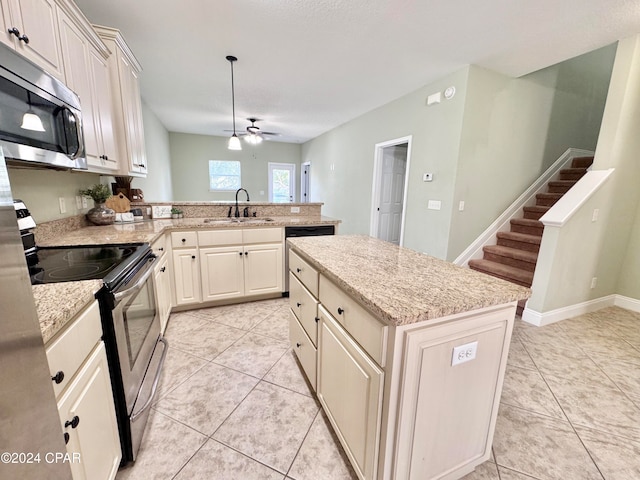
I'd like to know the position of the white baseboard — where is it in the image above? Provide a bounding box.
[521,295,617,326]
[614,295,640,313]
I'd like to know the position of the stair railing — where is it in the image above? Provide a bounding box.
[454,148,594,267]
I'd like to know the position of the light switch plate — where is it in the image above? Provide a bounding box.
[428,200,441,210]
[151,205,173,219]
[291,206,300,213]
[423,173,433,182]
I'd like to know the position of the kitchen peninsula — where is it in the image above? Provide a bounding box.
[286,235,530,480]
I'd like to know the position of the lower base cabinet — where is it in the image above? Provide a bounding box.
[317,305,384,480]
[56,342,120,480]
[154,253,172,333]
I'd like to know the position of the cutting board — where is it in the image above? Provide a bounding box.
[105,193,131,213]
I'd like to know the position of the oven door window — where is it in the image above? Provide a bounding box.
[122,278,158,367]
[0,76,80,157]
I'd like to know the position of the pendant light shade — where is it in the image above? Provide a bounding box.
[226,55,241,151]
[244,133,262,145]
[21,91,45,132]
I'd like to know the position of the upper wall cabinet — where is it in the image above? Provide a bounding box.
[94,25,147,177]
[1,0,65,79]
[57,1,118,173]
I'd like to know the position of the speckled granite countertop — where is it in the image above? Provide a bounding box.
[33,280,103,343]
[38,216,339,246]
[288,235,531,327]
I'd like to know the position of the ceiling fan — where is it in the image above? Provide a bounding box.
[226,118,279,144]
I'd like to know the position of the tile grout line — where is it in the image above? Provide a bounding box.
[283,408,322,479]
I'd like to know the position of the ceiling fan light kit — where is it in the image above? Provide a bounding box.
[226,55,241,151]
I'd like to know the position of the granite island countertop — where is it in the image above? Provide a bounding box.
[33,280,103,343]
[38,215,340,247]
[288,235,531,326]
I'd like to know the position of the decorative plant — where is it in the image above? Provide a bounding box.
[170,207,182,215]
[79,184,112,204]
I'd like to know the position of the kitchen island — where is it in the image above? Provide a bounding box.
[287,235,530,480]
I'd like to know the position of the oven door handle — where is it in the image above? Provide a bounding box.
[113,256,157,302]
[130,336,168,423]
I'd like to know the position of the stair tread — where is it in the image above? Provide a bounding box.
[524,205,550,212]
[484,245,538,262]
[511,218,543,227]
[469,259,534,284]
[497,231,542,243]
[537,192,563,198]
[548,180,578,186]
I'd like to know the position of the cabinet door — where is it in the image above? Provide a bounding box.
[117,51,146,175]
[200,246,244,301]
[0,0,14,47]
[172,248,201,305]
[129,67,147,174]
[57,342,121,480]
[8,0,64,79]
[154,255,171,334]
[88,46,118,171]
[243,243,283,296]
[317,306,383,480]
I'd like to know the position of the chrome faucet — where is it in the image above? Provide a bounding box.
[234,188,250,217]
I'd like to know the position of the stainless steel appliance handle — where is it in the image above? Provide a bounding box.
[131,336,168,423]
[67,108,84,160]
[113,256,157,302]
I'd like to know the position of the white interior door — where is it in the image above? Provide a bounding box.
[301,163,310,203]
[268,163,296,203]
[376,145,407,244]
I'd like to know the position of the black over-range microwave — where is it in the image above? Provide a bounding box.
[0,42,86,170]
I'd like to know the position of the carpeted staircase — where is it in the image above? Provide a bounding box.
[469,156,594,289]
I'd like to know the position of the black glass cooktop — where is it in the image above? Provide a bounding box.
[27,244,141,285]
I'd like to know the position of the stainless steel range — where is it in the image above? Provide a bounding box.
[18,201,167,465]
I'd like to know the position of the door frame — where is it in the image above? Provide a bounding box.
[369,135,412,245]
[301,162,311,203]
[268,162,296,203]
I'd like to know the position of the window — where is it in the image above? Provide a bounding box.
[208,160,241,191]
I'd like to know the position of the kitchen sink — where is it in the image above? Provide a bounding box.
[203,217,275,224]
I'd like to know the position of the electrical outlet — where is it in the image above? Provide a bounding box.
[459,200,465,211]
[58,197,66,214]
[291,206,300,213]
[75,196,82,209]
[428,200,441,210]
[592,208,599,222]
[81,196,88,208]
[452,341,478,366]
[146,207,151,215]
[591,277,598,289]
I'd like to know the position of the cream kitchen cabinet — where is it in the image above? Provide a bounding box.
[1,0,65,79]
[46,300,120,480]
[152,234,172,332]
[172,247,200,306]
[94,25,147,177]
[57,5,117,173]
[200,245,244,301]
[317,305,384,480]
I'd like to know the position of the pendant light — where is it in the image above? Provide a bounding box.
[21,91,45,132]
[226,55,241,151]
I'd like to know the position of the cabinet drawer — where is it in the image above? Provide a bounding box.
[243,227,283,244]
[151,234,167,257]
[319,275,388,367]
[171,231,198,248]
[289,273,319,346]
[46,301,102,398]
[289,249,319,297]
[198,229,243,247]
[289,310,317,391]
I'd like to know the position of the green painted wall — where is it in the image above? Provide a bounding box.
[132,102,173,201]
[448,45,615,259]
[169,132,302,202]
[303,68,470,259]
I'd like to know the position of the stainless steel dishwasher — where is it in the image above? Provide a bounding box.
[284,225,335,292]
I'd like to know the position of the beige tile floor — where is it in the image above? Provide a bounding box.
[116,302,640,480]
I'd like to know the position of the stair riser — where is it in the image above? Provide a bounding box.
[497,238,540,253]
[536,196,561,207]
[559,172,586,181]
[469,265,532,288]
[484,252,537,272]
[511,224,543,236]
[571,157,593,168]
[523,211,544,220]
[548,185,572,194]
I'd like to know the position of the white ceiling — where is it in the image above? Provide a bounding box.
[73,0,640,144]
